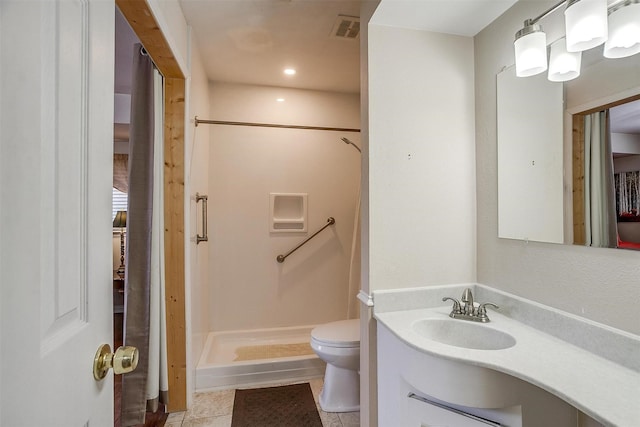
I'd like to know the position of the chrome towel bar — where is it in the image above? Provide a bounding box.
[276,217,335,263]
[196,193,208,244]
[407,393,501,426]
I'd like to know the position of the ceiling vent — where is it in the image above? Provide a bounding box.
[331,15,360,40]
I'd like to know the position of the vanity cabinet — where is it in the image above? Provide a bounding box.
[376,323,576,427]
[373,285,635,427]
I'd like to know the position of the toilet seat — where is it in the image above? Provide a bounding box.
[311,319,359,348]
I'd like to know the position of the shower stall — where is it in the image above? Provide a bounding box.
[192,83,362,391]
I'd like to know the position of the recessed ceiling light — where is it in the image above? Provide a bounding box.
[276,98,285,102]
[284,68,296,75]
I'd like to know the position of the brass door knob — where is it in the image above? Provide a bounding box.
[93,343,139,381]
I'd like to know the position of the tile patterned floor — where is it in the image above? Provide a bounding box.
[164,378,359,427]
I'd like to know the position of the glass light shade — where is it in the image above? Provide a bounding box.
[604,2,640,58]
[565,0,608,52]
[514,29,548,77]
[548,38,582,82]
[113,210,127,228]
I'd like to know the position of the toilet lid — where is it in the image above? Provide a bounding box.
[311,319,360,347]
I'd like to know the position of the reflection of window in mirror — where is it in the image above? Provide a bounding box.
[572,96,640,250]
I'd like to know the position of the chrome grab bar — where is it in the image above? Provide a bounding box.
[196,193,208,244]
[276,217,335,263]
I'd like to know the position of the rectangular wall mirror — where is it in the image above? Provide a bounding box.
[497,51,640,250]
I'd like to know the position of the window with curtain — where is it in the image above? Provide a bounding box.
[112,188,128,220]
[113,153,129,220]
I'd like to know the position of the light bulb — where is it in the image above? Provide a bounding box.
[548,38,581,82]
[565,0,608,52]
[604,2,640,58]
[514,24,548,77]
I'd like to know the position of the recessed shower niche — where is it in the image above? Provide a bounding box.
[270,193,308,232]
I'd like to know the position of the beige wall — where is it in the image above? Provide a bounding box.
[367,25,477,292]
[475,0,640,335]
[207,83,361,332]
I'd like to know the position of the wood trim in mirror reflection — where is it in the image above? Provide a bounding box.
[573,114,586,245]
[574,94,640,116]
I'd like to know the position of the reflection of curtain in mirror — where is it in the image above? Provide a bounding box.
[583,111,617,247]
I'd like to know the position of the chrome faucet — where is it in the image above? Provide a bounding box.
[442,288,499,323]
[461,288,474,315]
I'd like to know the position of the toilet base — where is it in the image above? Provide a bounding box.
[319,364,360,413]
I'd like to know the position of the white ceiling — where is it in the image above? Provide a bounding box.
[178,0,517,94]
[180,0,363,93]
[611,99,640,135]
[370,0,517,36]
[118,1,639,134]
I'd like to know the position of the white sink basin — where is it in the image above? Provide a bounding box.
[412,318,516,350]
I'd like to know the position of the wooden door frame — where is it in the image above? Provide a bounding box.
[115,0,187,412]
[571,93,640,246]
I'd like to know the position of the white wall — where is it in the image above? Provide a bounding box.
[363,20,477,427]
[207,83,361,332]
[147,0,189,78]
[358,3,380,426]
[475,0,640,335]
[612,133,640,156]
[367,25,477,292]
[614,154,640,173]
[186,33,210,390]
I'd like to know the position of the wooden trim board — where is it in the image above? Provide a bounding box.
[115,0,184,79]
[163,77,187,412]
[572,114,585,245]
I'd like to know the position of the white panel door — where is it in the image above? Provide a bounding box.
[0,0,115,425]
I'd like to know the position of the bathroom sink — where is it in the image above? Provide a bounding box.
[412,318,516,350]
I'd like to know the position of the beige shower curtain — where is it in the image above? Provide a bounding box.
[122,44,168,426]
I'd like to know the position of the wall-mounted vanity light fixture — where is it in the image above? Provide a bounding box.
[514,0,640,81]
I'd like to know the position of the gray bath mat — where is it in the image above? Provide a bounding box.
[231,383,322,427]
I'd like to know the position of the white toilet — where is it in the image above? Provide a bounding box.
[310,319,360,412]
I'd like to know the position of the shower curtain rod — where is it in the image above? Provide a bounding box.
[194,116,360,133]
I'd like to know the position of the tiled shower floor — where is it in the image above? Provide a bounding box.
[164,378,360,427]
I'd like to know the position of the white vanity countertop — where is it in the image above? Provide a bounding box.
[373,284,640,427]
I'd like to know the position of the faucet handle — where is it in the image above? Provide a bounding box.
[476,302,499,322]
[442,297,462,314]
